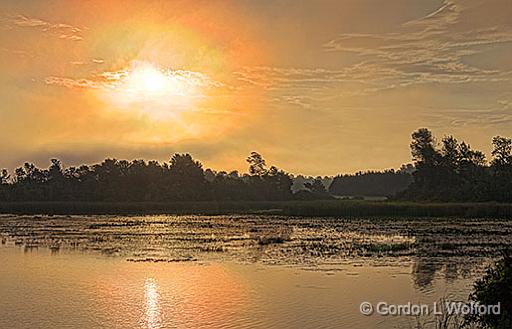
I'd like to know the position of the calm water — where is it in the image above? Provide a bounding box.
[1,215,509,328]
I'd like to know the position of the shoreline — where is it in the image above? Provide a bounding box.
[0,200,511,218]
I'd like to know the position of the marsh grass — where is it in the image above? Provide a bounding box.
[281,200,512,218]
[363,241,414,254]
[0,200,511,218]
[253,230,292,245]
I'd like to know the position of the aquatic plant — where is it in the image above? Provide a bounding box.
[466,252,512,328]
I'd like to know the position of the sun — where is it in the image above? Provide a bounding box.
[128,63,169,95]
[98,60,237,143]
[100,61,204,119]
[140,67,167,93]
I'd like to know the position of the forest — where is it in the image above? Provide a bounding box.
[398,128,512,202]
[0,128,511,203]
[0,151,327,202]
[329,167,413,197]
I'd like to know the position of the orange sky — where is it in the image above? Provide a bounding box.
[1,0,511,175]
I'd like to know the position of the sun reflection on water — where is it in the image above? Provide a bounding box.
[143,278,162,329]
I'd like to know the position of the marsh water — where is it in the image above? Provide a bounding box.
[1,215,511,328]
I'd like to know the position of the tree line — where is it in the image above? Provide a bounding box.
[0,128,511,203]
[398,128,512,202]
[329,166,413,197]
[0,152,329,202]
[330,129,511,201]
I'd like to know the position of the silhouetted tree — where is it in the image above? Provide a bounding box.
[265,166,293,200]
[491,136,512,169]
[489,136,512,201]
[0,169,9,200]
[0,169,9,185]
[399,129,511,202]
[297,177,332,200]
[246,151,267,176]
[243,153,293,200]
[411,128,439,165]
[210,171,250,201]
[168,153,206,201]
[305,178,327,194]
[0,152,299,202]
[1,131,510,203]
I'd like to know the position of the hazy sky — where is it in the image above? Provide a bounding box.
[1,0,511,175]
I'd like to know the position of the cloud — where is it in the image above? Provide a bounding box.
[44,77,98,89]
[232,63,420,107]
[425,105,512,128]
[403,0,460,29]
[44,66,224,92]
[323,0,512,86]
[1,14,84,41]
[229,0,512,112]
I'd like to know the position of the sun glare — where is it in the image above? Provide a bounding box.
[100,61,206,120]
[127,63,176,96]
[96,60,237,143]
[134,66,167,93]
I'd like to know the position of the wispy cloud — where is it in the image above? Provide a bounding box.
[232,0,512,112]
[425,103,512,128]
[323,0,512,84]
[44,76,98,89]
[403,0,460,29]
[45,67,223,91]
[1,14,84,41]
